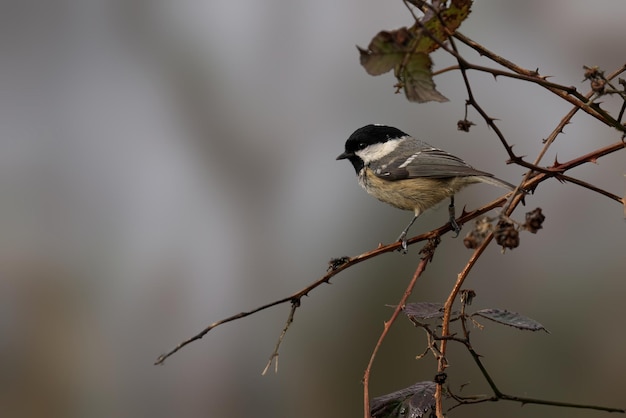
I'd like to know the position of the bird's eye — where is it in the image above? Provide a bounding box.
[358,142,367,150]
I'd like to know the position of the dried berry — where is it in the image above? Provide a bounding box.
[495,219,519,250]
[590,78,606,93]
[583,65,602,80]
[463,234,479,249]
[524,208,545,233]
[463,218,493,249]
[583,65,606,93]
[457,119,475,132]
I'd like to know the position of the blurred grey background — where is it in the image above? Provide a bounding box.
[1,1,625,417]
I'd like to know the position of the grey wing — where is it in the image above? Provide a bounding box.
[375,147,495,180]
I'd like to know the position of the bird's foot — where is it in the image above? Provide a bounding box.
[450,217,461,237]
[448,199,461,237]
[397,231,409,254]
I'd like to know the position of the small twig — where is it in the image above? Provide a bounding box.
[556,174,624,204]
[434,142,626,417]
[435,234,493,416]
[447,40,517,159]
[617,100,626,125]
[380,15,626,414]
[412,6,623,133]
[155,185,518,366]
[453,33,626,131]
[448,388,625,413]
[154,296,297,365]
[363,251,434,418]
[423,326,445,360]
[551,140,626,173]
[460,330,504,398]
[261,300,299,375]
[450,299,624,414]
[433,63,583,97]
[155,134,625,367]
[528,64,626,182]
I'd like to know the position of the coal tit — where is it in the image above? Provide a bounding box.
[337,124,514,249]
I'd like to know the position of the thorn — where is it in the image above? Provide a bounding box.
[506,154,527,165]
[554,174,567,184]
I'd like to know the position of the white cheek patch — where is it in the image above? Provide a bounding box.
[355,137,406,164]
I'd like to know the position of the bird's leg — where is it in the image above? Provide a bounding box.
[398,214,419,252]
[448,196,461,237]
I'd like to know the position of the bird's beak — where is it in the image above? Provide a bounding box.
[336,151,350,160]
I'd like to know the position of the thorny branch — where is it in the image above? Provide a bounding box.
[453,32,626,132]
[154,194,503,366]
[394,4,626,418]
[155,136,625,375]
[363,250,434,417]
[448,310,624,414]
[155,4,626,418]
[431,32,625,418]
[404,292,625,414]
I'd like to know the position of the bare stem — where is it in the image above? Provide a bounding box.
[363,254,432,418]
[261,300,299,375]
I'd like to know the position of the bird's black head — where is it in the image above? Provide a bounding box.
[336,125,408,174]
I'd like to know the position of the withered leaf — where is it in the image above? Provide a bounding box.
[371,381,436,418]
[400,52,448,102]
[357,0,472,103]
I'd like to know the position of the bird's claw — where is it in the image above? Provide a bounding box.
[450,218,461,237]
[397,232,409,253]
[448,197,461,237]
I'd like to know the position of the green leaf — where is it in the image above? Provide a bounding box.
[472,308,550,332]
[370,381,436,418]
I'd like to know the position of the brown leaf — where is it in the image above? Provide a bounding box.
[358,28,415,76]
[400,52,449,102]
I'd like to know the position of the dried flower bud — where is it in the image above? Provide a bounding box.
[460,289,476,305]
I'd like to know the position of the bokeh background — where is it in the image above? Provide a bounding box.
[1,1,625,417]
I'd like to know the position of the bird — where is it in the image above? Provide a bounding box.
[337,124,515,250]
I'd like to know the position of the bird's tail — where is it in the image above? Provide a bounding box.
[476,175,516,191]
